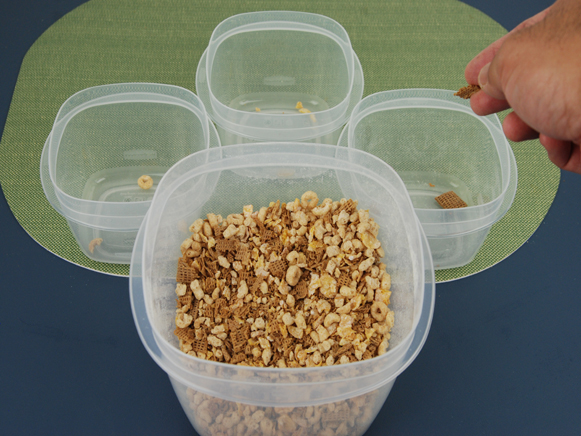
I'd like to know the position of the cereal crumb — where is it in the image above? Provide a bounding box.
[454,84,481,99]
[255,107,261,112]
[88,238,103,254]
[138,175,153,190]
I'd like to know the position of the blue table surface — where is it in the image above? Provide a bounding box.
[1,1,579,435]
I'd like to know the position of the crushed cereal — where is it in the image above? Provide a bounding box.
[173,192,394,367]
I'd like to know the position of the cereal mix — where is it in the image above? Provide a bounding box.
[185,387,381,436]
[174,191,394,368]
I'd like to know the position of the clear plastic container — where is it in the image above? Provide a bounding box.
[129,143,435,436]
[195,11,364,145]
[40,83,220,264]
[338,89,518,270]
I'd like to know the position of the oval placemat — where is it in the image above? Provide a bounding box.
[0,0,559,279]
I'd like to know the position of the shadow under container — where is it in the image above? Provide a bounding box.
[130,143,435,436]
[40,83,220,264]
[196,11,364,145]
[338,89,518,270]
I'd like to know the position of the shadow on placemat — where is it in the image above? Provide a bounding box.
[0,0,559,279]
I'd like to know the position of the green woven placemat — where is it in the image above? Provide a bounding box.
[0,0,559,279]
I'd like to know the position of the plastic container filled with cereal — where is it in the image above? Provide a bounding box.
[130,143,435,435]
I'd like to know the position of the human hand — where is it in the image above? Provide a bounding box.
[464,0,581,174]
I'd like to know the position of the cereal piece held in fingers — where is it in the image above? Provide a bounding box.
[454,84,481,99]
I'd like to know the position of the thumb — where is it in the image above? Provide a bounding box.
[478,61,506,101]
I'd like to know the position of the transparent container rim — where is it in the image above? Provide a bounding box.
[209,11,353,47]
[196,48,364,141]
[203,11,356,128]
[44,83,212,211]
[40,109,221,231]
[134,143,433,383]
[51,82,210,127]
[342,88,514,215]
[39,133,150,232]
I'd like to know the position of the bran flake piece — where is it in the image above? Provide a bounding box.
[334,343,353,357]
[230,353,246,364]
[234,304,250,319]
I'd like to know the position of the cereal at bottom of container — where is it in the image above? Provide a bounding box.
[137,175,153,190]
[88,237,103,254]
[185,388,380,436]
[435,191,468,209]
[174,192,394,368]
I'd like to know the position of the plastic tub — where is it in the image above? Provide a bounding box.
[130,143,435,435]
[40,83,220,264]
[195,11,364,145]
[338,89,518,270]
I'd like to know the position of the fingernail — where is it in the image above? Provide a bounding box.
[478,62,490,89]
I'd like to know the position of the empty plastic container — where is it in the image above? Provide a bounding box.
[338,89,518,270]
[40,83,220,264]
[195,11,364,145]
[130,143,435,436]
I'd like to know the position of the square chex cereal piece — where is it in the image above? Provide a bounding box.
[435,191,468,209]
